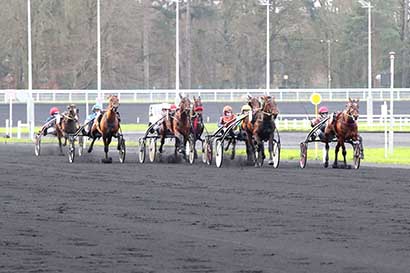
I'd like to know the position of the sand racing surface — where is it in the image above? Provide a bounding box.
[1,143,410,273]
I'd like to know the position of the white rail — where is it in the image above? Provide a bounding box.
[1,88,410,103]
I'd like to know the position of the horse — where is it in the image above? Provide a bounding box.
[159,94,192,160]
[242,95,279,166]
[88,95,121,163]
[324,98,360,168]
[191,96,204,159]
[240,96,261,162]
[55,104,80,154]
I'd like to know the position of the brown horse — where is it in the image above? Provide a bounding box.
[53,104,80,154]
[191,96,204,159]
[58,104,80,145]
[324,98,360,168]
[242,95,279,166]
[159,94,191,159]
[88,95,121,163]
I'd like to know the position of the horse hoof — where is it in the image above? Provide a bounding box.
[332,163,338,169]
[268,160,274,165]
[324,162,329,168]
[101,158,113,164]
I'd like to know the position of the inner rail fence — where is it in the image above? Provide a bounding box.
[1,88,410,104]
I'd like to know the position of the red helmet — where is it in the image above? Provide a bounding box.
[318,106,329,114]
[170,104,177,111]
[49,107,60,115]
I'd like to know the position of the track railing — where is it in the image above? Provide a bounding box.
[1,88,410,104]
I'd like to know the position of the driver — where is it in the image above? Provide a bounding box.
[218,105,236,128]
[40,107,60,136]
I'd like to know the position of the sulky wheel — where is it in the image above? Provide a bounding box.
[215,139,224,168]
[34,134,41,156]
[68,137,75,163]
[353,143,361,169]
[148,138,156,163]
[300,142,307,169]
[138,139,146,164]
[185,135,195,165]
[118,136,126,163]
[272,127,281,168]
[201,140,207,164]
[272,140,281,169]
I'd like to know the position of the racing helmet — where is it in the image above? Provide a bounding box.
[241,105,251,112]
[49,107,60,115]
[318,106,329,114]
[223,105,233,114]
[170,104,177,111]
[92,104,102,111]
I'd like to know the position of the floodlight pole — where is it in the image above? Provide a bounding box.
[359,0,373,124]
[27,0,35,140]
[259,0,271,94]
[389,51,395,154]
[97,0,102,104]
[175,0,180,103]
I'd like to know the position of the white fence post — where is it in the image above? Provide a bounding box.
[5,119,9,137]
[17,120,22,139]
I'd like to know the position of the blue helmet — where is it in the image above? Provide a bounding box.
[92,104,102,111]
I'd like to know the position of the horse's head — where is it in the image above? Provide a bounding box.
[261,96,279,119]
[108,95,120,111]
[178,95,191,114]
[346,98,359,121]
[66,104,78,119]
[247,95,261,110]
[193,96,203,114]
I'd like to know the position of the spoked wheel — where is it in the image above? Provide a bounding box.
[148,138,157,163]
[34,135,41,156]
[118,136,126,163]
[202,140,207,164]
[272,140,281,169]
[353,143,361,169]
[215,139,224,168]
[300,142,308,169]
[68,137,75,163]
[272,127,281,168]
[138,139,146,163]
[185,136,195,165]
[78,136,84,157]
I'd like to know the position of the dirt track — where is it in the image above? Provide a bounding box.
[1,144,410,273]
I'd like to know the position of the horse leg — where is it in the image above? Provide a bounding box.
[341,143,347,168]
[324,142,330,168]
[333,142,341,168]
[88,137,97,153]
[254,136,263,167]
[58,136,64,155]
[246,133,255,162]
[268,132,274,165]
[102,136,112,163]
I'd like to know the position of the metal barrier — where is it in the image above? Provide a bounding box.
[1,88,410,104]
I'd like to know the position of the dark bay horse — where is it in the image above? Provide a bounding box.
[59,104,80,143]
[55,104,80,154]
[242,95,279,166]
[88,95,121,163]
[191,96,204,159]
[159,94,191,159]
[324,98,360,168]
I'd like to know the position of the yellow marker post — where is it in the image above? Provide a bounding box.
[310,93,322,160]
